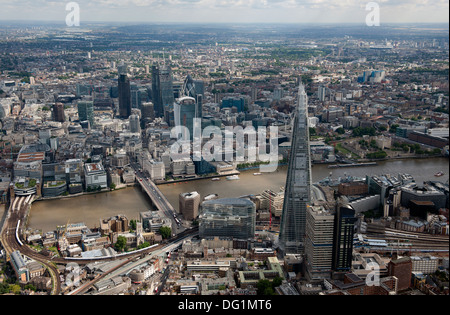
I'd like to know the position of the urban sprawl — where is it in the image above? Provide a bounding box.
[0,23,448,296]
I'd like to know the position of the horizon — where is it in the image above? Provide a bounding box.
[0,1,448,25]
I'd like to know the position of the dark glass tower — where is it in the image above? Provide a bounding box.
[279,81,312,255]
[332,205,357,272]
[52,103,65,122]
[118,73,131,119]
[152,64,174,118]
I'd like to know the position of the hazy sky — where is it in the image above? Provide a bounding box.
[0,0,448,24]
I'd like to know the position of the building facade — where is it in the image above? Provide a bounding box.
[279,82,312,255]
[199,198,256,240]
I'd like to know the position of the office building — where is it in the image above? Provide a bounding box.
[305,206,335,281]
[77,101,94,127]
[141,102,155,123]
[388,257,412,292]
[84,162,107,189]
[129,114,141,133]
[118,73,132,119]
[318,86,326,102]
[10,251,29,283]
[152,64,175,118]
[332,205,357,272]
[279,82,312,255]
[199,198,256,240]
[174,96,199,141]
[52,103,65,122]
[221,96,246,113]
[179,191,201,221]
[183,74,204,118]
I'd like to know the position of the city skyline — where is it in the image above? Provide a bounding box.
[0,0,448,24]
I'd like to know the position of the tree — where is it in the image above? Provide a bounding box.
[256,279,275,296]
[336,127,345,135]
[114,236,127,252]
[137,242,151,250]
[159,226,172,239]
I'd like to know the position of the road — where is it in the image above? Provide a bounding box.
[132,163,185,235]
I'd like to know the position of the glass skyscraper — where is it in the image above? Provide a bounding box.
[199,198,256,240]
[279,81,312,255]
[332,205,357,272]
[174,96,198,141]
[77,101,94,127]
[118,73,131,119]
[152,64,175,118]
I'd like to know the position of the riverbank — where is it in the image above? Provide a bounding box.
[34,184,135,203]
[26,157,449,234]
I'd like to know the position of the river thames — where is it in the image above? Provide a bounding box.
[28,158,449,233]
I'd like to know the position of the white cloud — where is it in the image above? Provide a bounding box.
[0,0,448,23]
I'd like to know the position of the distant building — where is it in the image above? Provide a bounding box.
[52,103,65,122]
[152,64,175,118]
[118,73,132,119]
[129,114,141,133]
[221,96,246,112]
[141,102,155,124]
[78,101,94,127]
[174,96,199,141]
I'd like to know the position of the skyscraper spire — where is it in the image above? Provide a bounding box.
[279,80,312,255]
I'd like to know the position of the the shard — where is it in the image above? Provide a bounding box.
[279,81,312,255]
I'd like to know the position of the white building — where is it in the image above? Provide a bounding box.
[148,160,166,181]
[84,162,108,189]
[411,255,439,274]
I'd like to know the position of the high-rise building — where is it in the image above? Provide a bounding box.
[388,257,412,292]
[129,115,141,133]
[174,96,199,141]
[152,64,174,118]
[77,101,94,127]
[279,81,312,255]
[305,206,335,282]
[179,192,201,221]
[199,198,256,240]
[118,73,131,119]
[251,85,258,102]
[332,205,357,272]
[141,102,155,123]
[52,103,65,122]
[183,74,204,118]
[318,86,326,102]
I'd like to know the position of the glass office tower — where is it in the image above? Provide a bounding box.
[199,198,256,240]
[279,81,312,255]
